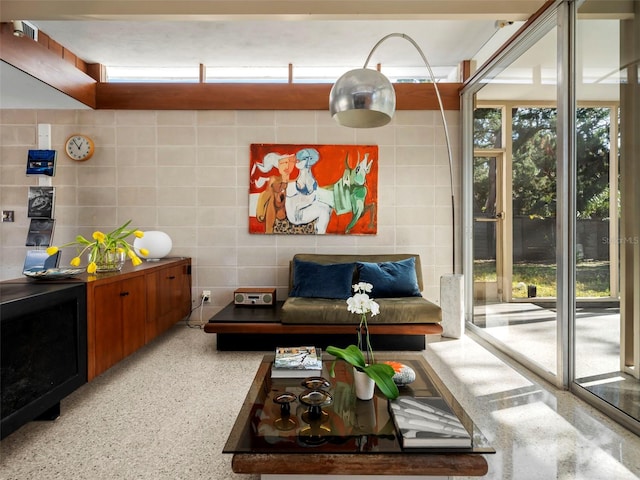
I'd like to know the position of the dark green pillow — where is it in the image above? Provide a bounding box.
[290,260,355,299]
[356,257,421,298]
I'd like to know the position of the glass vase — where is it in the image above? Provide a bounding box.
[90,248,125,272]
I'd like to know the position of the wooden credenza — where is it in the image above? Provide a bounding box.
[84,257,191,380]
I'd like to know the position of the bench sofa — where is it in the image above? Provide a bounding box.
[204,253,442,350]
[282,253,441,325]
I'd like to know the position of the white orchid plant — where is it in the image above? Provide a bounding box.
[326,282,399,399]
[346,282,379,363]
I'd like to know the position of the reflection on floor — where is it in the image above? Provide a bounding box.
[473,301,639,424]
[2,324,638,480]
[578,372,640,422]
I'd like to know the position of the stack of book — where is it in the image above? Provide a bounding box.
[271,346,322,378]
[389,396,472,448]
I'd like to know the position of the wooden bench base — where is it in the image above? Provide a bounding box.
[204,302,442,351]
[203,321,443,336]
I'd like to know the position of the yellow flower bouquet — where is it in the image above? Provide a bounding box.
[47,220,148,274]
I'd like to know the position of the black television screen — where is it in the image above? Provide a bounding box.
[1,282,87,439]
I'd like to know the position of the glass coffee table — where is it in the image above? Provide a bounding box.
[224,353,494,477]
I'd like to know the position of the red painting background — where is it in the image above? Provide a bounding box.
[249,143,378,234]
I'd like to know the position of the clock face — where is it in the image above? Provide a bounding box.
[65,134,94,161]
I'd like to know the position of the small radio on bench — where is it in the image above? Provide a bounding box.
[234,287,276,307]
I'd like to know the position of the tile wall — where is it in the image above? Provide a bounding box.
[0,108,459,313]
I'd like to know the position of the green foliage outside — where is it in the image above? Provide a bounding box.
[473,107,614,297]
[473,260,611,298]
[475,107,612,219]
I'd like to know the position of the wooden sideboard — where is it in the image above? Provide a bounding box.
[0,257,191,436]
[83,257,191,380]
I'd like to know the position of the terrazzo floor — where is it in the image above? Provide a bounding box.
[474,301,640,423]
[1,320,639,480]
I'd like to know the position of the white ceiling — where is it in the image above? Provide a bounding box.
[31,19,502,79]
[0,0,545,108]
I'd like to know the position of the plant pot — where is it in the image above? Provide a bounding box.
[353,367,375,400]
[90,248,125,272]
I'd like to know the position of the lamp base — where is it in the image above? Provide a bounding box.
[440,274,464,338]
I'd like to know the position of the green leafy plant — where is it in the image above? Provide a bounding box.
[47,220,146,273]
[326,282,399,400]
[326,344,398,399]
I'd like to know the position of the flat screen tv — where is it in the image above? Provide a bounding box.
[1,282,87,439]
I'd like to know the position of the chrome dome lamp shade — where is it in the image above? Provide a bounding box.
[329,68,396,128]
[329,33,457,271]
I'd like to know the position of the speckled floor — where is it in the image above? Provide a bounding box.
[1,323,639,480]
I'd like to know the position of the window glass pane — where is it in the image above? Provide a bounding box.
[573,1,638,427]
[473,156,498,285]
[472,26,558,377]
[575,107,612,298]
[511,107,557,299]
[473,108,502,148]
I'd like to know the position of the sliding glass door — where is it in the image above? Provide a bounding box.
[468,18,561,380]
[572,0,639,430]
[462,0,639,434]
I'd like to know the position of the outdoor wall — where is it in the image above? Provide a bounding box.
[0,108,459,316]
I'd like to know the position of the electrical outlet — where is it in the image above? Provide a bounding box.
[202,290,211,303]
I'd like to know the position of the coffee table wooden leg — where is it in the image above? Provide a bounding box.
[232,453,488,476]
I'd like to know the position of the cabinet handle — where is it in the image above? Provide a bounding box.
[120,291,129,297]
[167,276,176,280]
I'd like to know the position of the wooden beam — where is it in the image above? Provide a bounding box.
[396,82,461,110]
[0,23,96,108]
[96,81,461,110]
[203,322,443,335]
[86,63,107,82]
[96,82,333,110]
[1,22,460,111]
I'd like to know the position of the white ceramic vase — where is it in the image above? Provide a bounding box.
[353,368,375,400]
[133,231,172,260]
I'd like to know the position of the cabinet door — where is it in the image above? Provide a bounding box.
[93,282,124,376]
[121,275,146,358]
[93,276,146,376]
[153,262,191,336]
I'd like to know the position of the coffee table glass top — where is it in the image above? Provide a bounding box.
[224,353,494,455]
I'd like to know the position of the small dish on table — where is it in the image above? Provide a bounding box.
[23,267,85,280]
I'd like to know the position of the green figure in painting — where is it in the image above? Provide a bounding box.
[331,152,377,233]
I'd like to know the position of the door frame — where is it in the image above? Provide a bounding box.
[472,151,510,303]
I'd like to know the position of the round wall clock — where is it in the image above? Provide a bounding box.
[64,134,95,161]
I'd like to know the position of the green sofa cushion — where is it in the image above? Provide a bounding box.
[281,296,441,325]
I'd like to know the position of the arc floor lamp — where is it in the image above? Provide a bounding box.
[329,33,456,273]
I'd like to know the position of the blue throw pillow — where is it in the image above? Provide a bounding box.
[356,257,421,298]
[290,260,355,299]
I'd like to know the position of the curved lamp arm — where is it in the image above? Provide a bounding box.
[363,33,456,271]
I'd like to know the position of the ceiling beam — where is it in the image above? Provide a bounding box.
[96,82,461,110]
[1,1,544,22]
[0,23,96,108]
[1,21,461,111]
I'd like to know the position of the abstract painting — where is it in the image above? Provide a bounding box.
[249,143,378,235]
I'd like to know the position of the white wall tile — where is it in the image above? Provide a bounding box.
[0,108,460,309]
